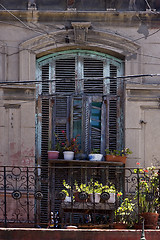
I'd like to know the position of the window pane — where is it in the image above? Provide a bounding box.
[91,102,102,129]
[73,98,82,148]
[91,102,102,151]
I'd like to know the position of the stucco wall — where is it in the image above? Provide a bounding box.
[0,86,35,166]
[125,84,160,168]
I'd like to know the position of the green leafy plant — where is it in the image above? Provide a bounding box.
[62,179,118,196]
[115,197,135,224]
[48,140,53,151]
[105,148,132,156]
[91,149,100,154]
[86,179,117,194]
[134,165,160,213]
[48,133,64,152]
[61,131,80,154]
[62,180,71,197]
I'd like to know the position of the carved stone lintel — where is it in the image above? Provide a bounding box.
[71,22,91,44]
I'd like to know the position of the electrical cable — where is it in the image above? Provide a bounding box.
[0,73,160,86]
[0,3,46,35]
[0,3,57,46]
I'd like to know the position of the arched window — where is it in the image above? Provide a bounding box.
[36,50,124,165]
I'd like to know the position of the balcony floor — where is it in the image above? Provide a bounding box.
[0,228,160,240]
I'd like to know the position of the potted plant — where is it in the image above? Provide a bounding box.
[75,150,88,160]
[113,197,135,229]
[61,180,72,202]
[86,180,102,203]
[134,165,160,229]
[100,182,118,203]
[61,131,80,160]
[48,140,60,160]
[88,149,103,161]
[105,148,132,164]
[85,179,119,204]
[73,181,89,202]
[61,178,122,205]
[60,180,89,202]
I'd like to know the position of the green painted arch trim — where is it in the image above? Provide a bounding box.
[37,49,122,65]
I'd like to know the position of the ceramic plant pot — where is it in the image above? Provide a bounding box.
[89,193,101,203]
[63,151,74,160]
[75,153,88,160]
[107,193,115,203]
[89,154,103,161]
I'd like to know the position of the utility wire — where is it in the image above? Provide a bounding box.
[0,73,160,86]
[0,4,45,35]
[0,3,57,45]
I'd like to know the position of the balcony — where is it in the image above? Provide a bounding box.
[0,162,159,230]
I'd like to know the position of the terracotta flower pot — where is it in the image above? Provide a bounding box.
[113,222,128,229]
[141,212,159,229]
[74,191,88,202]
[105,155,127,164]
[48,151,59,160]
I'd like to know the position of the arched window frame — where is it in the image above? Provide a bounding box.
[36,50,124,164]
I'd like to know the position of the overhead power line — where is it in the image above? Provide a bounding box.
[0,73,160,86]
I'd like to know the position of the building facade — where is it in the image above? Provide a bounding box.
[0,0,160,170]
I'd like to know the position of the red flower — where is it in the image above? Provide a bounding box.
[136,162,140,165]
[117,192,122,197]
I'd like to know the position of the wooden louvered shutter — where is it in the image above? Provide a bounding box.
[52,58,76,215]
[84,58,103,94]
[52,57,76,145]
[56,58,75,93]
[108,64,121,151]
[53,96,71,145]
[108,99,117,151]
[41,63,50,225]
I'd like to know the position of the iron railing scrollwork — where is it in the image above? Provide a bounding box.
[0,165,159,228]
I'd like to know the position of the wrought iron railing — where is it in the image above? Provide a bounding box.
[0,165,159,228]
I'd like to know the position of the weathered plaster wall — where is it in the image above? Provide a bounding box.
[125,84,160,168]
[0,86,35,166]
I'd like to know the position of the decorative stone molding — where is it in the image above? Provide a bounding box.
[0,85,35,101]
[126,84,160,102]
[19,29,139,55]
[19,28,140,81]
[71,22,91,44]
